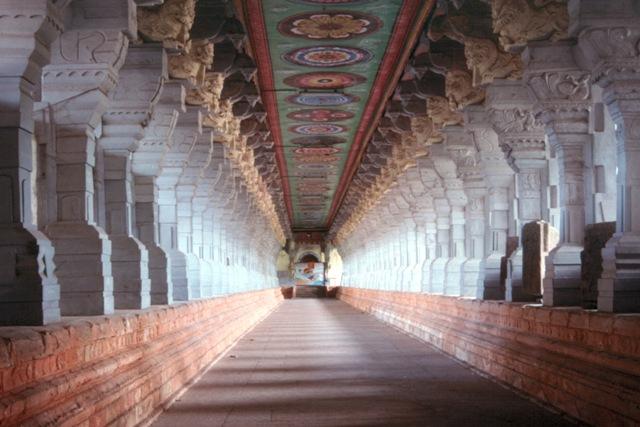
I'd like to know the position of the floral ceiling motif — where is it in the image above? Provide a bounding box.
[283,72,366,89]
[278,11,382,40]
[283,46,373,67]
[289,124,348,135]
[285,92,359,106]
[287,109,354,122]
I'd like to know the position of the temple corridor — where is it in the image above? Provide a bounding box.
[153,299,571,427]
[2,0,640,425]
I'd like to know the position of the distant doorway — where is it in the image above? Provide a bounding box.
[299,253,319,263]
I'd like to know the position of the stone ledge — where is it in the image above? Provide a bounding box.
[336,287,640,426]
[0,288,283,426]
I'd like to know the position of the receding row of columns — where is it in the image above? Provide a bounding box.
[0,0,284,325]
[337,1,640,313]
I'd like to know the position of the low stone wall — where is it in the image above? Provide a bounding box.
[0,288,283,426]
[336,287,640,426]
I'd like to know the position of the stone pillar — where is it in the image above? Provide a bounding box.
[573,0,640,312]
[448,204,467,296]
[0,0,62,324]
[40,0,134,315]
[176,184,200,298]
[522,220,560,298]
[157,107,201,300]
[433,143,468,296]
[416,157,438,293]
[463,185,487,298]
[444,126,485,298]
[525,40,593,306]
[465,106,515,299]
[103,153,150,308]
[132,81,183,306]
[211,218,225,295]
[201,209,214,297]
[483,175,512,299]
[423,223,438,293]
[487,79,549,302]
[98,44,166,309]
[432,198,450,295]
[134,176,172,304]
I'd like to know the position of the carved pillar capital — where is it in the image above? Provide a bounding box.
[102,44,167,152]
[523,41,592,136]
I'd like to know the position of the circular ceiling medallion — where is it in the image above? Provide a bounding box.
[283,46,372,68]
[295,155,340,163]
[294,147,341,155]
[284,72,365,89]
[289,124,347,135]
[278,11,382,40]
[291,136,347,146]
[287,109,354,123]
[286,93,359,106]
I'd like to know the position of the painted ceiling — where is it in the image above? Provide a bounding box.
[240,0,432,231]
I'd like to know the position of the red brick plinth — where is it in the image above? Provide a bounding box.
[0,288,283,426]
[336,287,640,426]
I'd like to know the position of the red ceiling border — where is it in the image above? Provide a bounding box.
[324,0,436,229]
[239,0,295,223]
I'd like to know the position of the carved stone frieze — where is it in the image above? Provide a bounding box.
[487,108,543,134]
[527,71,591,104]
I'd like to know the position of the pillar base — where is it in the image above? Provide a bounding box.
[481,253,504,300]
[169,249,190,301]
[445,257,465,296]
[212,261,227,296]
[421,259,434,293]
[430,258,447,294]
[463,258,484,298]
[408,265,422,292]
[47,223,114,316]
[186,253,201,299]
[598,233,640,312]
[0,224,60,325]
[110,235,151,310]
[199,258,214,298]
[506,248,538,302]
[542,244,583,307]
[146,243,172,305]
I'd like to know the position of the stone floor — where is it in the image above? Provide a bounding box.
[152,299,575,427]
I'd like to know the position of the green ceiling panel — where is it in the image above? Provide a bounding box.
[261,0,404,229]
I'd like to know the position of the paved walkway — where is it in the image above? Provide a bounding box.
[153,299,574,427]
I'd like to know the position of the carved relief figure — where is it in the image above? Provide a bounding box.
[169,39,214,83]
[491,0,569,52]
[488,108,541,133]
[464,36,523,85]
[427,96,463,129]
[445,70,486,110]
[138,0,196,50]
